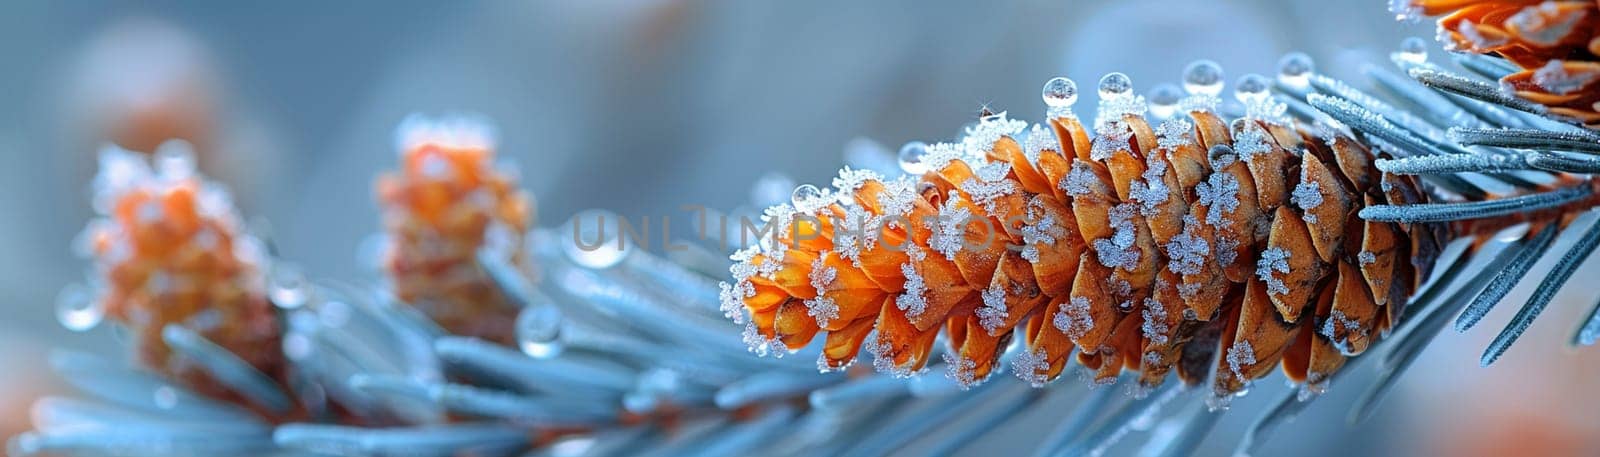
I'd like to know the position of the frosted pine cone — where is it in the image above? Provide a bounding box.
[376,115,536,344]
[76,142,283,406]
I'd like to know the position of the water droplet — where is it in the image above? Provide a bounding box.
[1398,37,1428,64]
[898,141,930,174]
[1098,73,1132,100]
[283,332,314,361]
[749,172,796,208]
[563,210,630,269]
[1234,74,1271,104]
[1277,52,1314,89]
[1041,77,1078,108]
[153,386,179,410]
[791,184,824,211]
[269,264,310,309]
[1148,83,1183,119]
[1183,60,1225,96]
[516,305,564,359]
[56,283,103,332]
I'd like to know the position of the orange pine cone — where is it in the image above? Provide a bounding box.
[1395,0,1600,127]
[376,115,535,344]
[80,143,283,399]
[721,78,1449,405]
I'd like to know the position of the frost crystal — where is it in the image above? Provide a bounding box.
[1216,236,1239,267]
[1129,153,1170,216]
[1011,348,1050,387]
[1177,282,1202,300]
[1257,247,1291,296]
[1062,160,1097,196]
[978,284,1009,332]
[896,263,928,317]
[877,176,919,217]
[962,111,1028,157]
[1019,196,1065,263]
[805,296,840,328]
[809,251,837,295]
[1023,123,1057,163]
[1141,297,1170,345]
[1177,93,1220,113]
[1196,172,1240,226]
[922,142,967,172]
[867,337,918,378]
[1054,296,1095,339]
[1533,60,1598,95]
[1458,19,1509,49]
[1388,0,1421,23]
[1096,94,1149,128]
[1231,124,1272,163]
[832,166,881,196]
[961,162,1017,213]
[833,205,879,267]
[1165,215,1209,275]
[1090,122,1134,161]
[1357,250,1377,265]
[1508,2,1583,46]
[943,352,980,390]
[1094,204,1141,270]
[1321,310,1367,355]
[1225,341,1256,380]
[718,280,754,323]
[1155,119,1195,150]
[743,321,782,357]
[1291,181,1324,223]
[931,192,973,260]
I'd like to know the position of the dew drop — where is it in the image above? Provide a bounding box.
[1398,37,1428,65]
[791,184,824,211]
[1098,73,1132,100]
[1276,52,1314,91]
[898,141,930,174]
[1182,60,1225,96]
[563,209,629,269]
[55,283,104,332]
[1148,83,1183,119]
[153,386,178,410]
[269,264,310,309]
[749,172,796,208]
[517,304,565,359]
[1234,74,1271,104]
[1042,77,1079,108]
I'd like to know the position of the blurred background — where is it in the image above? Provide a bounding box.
[2,1,1598,455]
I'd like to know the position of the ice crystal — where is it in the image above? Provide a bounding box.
[962,162,1017,214]
[1458,19,1509,48]
[1508,2,1583,46]
[1023,123,1057,163]
[1096,94,1149,128]
[718,280,754,323]
[1094,204,1141,270]
[1129,157,1169,216]
[931,192,973,261]
[1011,348,1051,387]
[943,352,980,390]
[1062,160,1097,196]
[1257,247,1291,296]
[1141,297,1170,345]
[1054,296,1095,340]
[809,251,837,295]
[1387,0,1421,23]
[833,204,879,267]
[1155,119,1195,150]
[1292,181,1324,223]
[922,142,967,172]
[743,321,779,357]
[1196,172,1240,226]
[962,111,1027,157]
[1178,94,1220,113]
[1216,236,1240,267]
[877,176,919,218]
[1231,124,1272,163]
[1357,250,1377,265]
[867,337,918,378]
[806,296,840,329]
[1225,341,1256,380]
[978,284,1009,332]
[1533,60,1598,96]
[1321,310,1367,355]
[1019,196,1065,263]
[896,263,928,317]
[1166,215,1209,275]
[832,166,881,197]
[1090,121,1133,161]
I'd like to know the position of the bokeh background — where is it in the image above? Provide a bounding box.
[2,1,1598,455]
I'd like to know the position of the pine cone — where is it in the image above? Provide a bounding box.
[722,75,1450,404]
[376,116,535,344]
[1395,0,1600,127]
[79,142,283,403]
